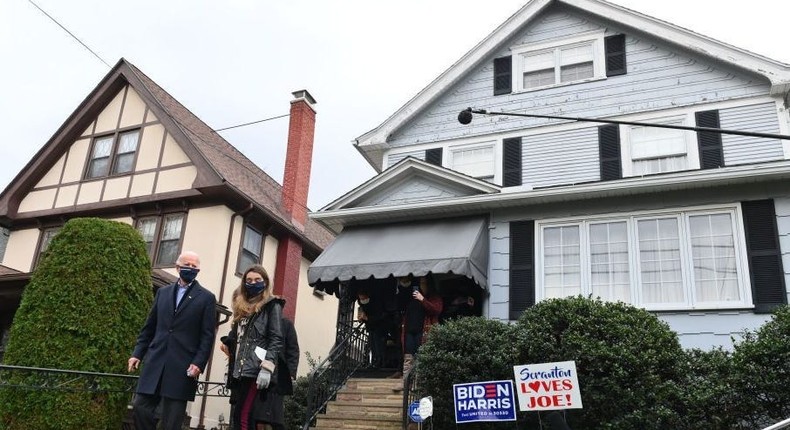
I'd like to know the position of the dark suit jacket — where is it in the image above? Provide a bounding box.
[132,280,217,401]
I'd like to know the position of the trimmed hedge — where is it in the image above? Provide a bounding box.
[416,317,517,430]
[0,218,153,430]
[513,297,686,429]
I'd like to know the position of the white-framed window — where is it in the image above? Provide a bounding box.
[512,31,605,92]
[449,142,495,181]
[622,115,698,176]
[536,205,751,310]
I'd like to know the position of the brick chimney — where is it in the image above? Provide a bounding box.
[280,89,317,228]
[274,90,317,321]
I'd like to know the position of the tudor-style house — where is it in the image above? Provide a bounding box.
[0,59,336,428]
[309,0,790,351]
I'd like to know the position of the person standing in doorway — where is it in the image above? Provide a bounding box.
[394,274,442,391]
[128,251,217,430]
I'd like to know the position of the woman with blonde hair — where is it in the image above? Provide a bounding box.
[220,265,284,430]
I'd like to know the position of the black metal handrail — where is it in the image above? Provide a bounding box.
[0,364,230,397]
[302,320,370,430]
[402,359,419,430]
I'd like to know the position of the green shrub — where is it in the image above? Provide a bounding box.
[514,296,686,430]
[680,347,742,430]
[731,305,790,429]
[416,317,517,430]
[0,218,153,430]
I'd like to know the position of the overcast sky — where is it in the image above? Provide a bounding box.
[1,0,788,210]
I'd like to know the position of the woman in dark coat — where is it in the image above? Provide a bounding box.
[220,265,284,430]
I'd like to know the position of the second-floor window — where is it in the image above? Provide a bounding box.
[136,213,185,267]
[626,116,695,176]
[237,225,264,274]
[86,130,140,179]
[450,143,495,181]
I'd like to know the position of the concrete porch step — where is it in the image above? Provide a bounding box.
[309,376,406,429]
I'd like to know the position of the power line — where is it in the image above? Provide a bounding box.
[27,0,111,69]
[215,113,290,132]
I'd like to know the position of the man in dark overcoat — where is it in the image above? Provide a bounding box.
[128,251,217,430]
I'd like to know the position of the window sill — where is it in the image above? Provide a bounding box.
[512,75,607,95]
[82,171,134,182]
[647,305,755,314]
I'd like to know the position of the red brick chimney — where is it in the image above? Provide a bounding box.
[274,90,317,321]
[280,89,317,229]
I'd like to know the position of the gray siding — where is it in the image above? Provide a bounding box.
[720,102,784,166]
[356,176,478,208]
[386,149,425,168]
[523,127,599,188]
[658,311,771,350]
[486,221,511,321]
[389,4,770,148]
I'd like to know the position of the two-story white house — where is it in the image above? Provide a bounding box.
[308,0,790,350]
[0,59,337,428]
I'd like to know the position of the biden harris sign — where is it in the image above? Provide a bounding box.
[453,380,517,423]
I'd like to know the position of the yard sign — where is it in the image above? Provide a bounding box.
[453,380,516,423]
[513,360,583,411]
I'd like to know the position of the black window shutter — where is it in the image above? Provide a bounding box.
[425,148,443,166]
[598,124,622,181]
[493,56,512,96]
[696,110,724,169]
[742,199,787,313]
[510,220,535,320]
[502,137,523,187]
[604,34,627,77]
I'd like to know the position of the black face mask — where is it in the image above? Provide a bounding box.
[179,267,199,283]
[244,281,266,296]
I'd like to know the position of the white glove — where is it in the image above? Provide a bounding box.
[256,368,272,389]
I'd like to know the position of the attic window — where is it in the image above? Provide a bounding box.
[512,32,605,92]
[86,129,140,179]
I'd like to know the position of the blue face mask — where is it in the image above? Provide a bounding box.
[179,267,199,283]
[245,281,266,296]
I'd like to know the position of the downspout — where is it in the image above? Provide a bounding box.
[198,202,253,429]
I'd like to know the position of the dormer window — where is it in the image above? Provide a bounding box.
[86,129,140,179]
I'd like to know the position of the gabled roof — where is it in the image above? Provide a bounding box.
[316,157,500,232]
[0,59,333,251]
[354,0,790,171]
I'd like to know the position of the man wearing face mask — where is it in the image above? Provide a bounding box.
[128,251,218,430]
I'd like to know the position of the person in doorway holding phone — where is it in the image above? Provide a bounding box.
[393,274,442,391]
